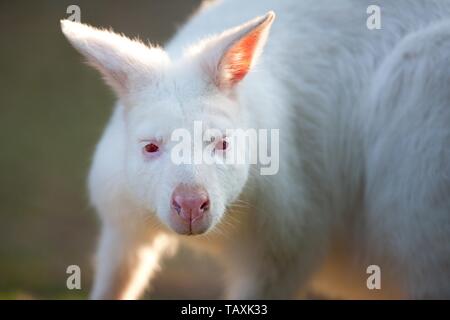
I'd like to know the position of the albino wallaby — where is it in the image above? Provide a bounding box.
[61,0,450,299]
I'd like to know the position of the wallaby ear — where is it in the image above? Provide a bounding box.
[197,11,275,90]
[61,20,168,97]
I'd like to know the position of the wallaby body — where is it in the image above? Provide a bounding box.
[62,0,450,299]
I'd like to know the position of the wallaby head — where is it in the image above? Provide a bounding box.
[61,12,275,235]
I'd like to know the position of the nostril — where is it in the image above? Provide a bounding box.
[200,199,210,212]
[172,199,181,215]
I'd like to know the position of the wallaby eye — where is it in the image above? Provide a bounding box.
[141,140,161,157]
[215,138,228,151]
[144,143,159,153]
[141,139,163,160]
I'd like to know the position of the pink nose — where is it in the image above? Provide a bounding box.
[170,184,210,235]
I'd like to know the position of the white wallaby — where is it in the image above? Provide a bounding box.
[61,0,450,299]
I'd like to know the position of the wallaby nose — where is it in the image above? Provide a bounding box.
[171,185,210,232]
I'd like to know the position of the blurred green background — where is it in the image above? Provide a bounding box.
[0,0,223,299]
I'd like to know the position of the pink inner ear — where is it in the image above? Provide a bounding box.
[219,23,267,88]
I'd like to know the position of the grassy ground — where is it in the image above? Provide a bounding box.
[0,0,224,299]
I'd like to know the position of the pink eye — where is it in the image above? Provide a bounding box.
[144,142,159,153]
[215,139,228,151]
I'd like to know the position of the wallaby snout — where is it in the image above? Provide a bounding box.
[169,184,211,235]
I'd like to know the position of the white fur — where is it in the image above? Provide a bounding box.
[62,0,450,299]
